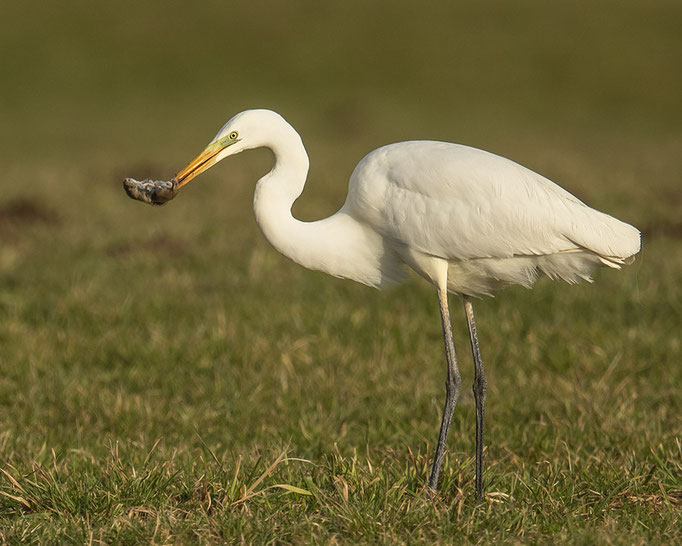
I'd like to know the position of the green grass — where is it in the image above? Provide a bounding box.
[1,0,681,543]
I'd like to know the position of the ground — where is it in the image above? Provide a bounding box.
[0,1,680,543]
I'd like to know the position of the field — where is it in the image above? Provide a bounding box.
[1,1,681,543]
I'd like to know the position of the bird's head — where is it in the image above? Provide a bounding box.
[174,109,289,190]
[124,109,293,205]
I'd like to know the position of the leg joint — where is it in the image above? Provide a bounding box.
[474,374,487,390]
[447,369,462,391]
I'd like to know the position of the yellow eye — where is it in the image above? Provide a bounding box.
[229,131,239,140]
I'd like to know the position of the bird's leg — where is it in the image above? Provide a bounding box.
[428,287,462,491]
[463,296,487,501]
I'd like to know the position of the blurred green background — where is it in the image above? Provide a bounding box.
[0,0,680,542]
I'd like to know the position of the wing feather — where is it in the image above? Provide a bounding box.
[344,141,640,262]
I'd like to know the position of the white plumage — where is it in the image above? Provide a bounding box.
[236,110,640,296]
[132,108,640,498]
[345,140,640,294]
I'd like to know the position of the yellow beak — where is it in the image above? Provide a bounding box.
[123,136,239,206]
[174,140,228,189]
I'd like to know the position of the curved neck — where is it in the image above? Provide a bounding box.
[250,121,396,289]
[267,122,311,202]
[252,126,315,268]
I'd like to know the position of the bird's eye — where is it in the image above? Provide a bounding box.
[229,131,239,140]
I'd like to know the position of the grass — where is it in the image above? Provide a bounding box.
[1,0,681,543]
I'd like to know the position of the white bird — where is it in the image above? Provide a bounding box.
[124,109,641,499]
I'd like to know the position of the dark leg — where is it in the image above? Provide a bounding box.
[463,296,487,501]
[428,287,462,491]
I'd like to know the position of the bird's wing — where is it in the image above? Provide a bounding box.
[345,141,639,262]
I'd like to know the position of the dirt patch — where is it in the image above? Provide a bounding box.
[106,233,188,258]
[0,198,60,226]
[0,198,61,242]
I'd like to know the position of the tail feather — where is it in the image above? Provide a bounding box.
[566,208,641,262]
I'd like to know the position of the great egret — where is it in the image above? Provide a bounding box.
[124,109,640,499]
